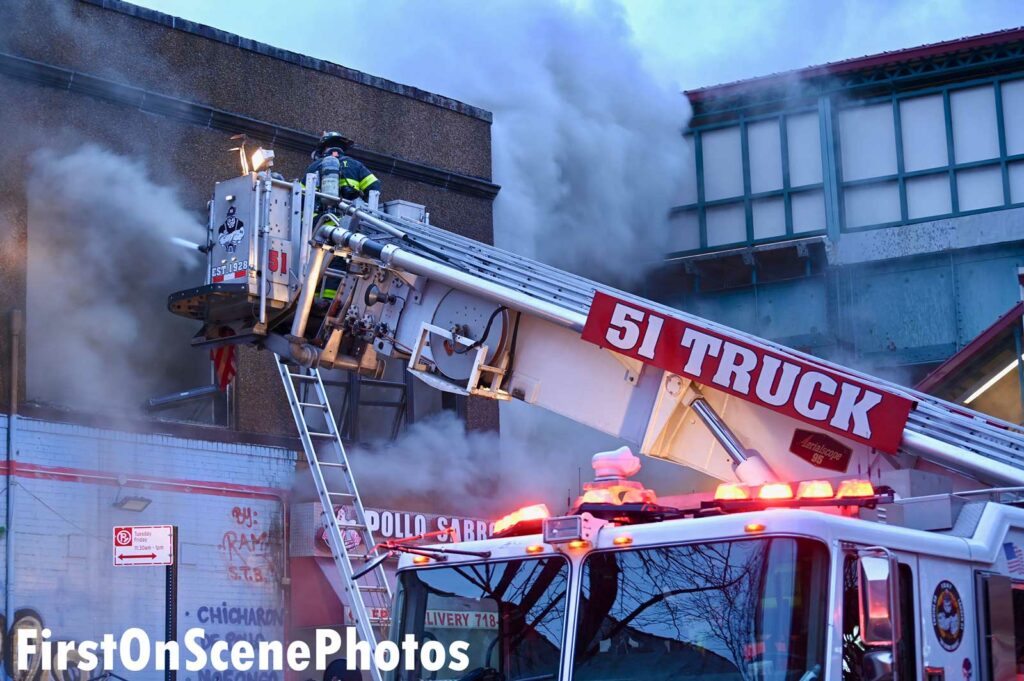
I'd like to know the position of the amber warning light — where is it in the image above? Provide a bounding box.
[708,479,889,513]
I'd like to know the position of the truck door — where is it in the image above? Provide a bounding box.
[841,551,919,681]
[976,571,1017,681]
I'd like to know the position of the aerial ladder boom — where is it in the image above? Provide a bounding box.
[169,172,1024,490]
[291,191,1024,490]
[170,172,1024,664]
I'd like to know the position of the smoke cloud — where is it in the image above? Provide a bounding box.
[303,0,705,498]
[25,144,207,412]
[346,410,585,516]
[275,0,693,285]
[345,403,705,517]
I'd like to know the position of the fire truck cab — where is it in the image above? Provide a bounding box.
[390,453,1024,681]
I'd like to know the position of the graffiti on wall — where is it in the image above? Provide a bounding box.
[219,506,279,584]
[190,603,285,681]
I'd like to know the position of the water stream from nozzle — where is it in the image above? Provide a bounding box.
[169,236,203,253]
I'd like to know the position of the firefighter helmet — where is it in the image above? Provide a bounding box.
[314,131,354,159]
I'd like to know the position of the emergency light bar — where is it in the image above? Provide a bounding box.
[707,478,891,513]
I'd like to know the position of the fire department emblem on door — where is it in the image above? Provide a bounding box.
[931,580,963,651]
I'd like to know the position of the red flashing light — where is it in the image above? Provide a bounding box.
[714,483,750,500]
[494,503,550,536]
[836,479,875,498]
[758,482,794,500]
[797,480,835,499]
[744,523,766,533]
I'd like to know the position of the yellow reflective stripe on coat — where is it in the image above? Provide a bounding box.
[357,173,379,191]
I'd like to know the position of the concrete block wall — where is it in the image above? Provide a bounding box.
[0,414,296,681]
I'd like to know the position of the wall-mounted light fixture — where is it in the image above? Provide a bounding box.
[113,482,152,512]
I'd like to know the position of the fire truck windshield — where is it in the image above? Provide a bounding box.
[390,556,570,681]
[574,537,829,681]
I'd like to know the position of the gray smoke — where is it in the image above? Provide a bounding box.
[25,144,206,411]
[295,0,693,284]
[347,403,706,516]
[347,409,594,516]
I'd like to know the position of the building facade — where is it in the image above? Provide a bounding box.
[0,0,501,674]
[661,29,1024,387]
[0,0,499,437]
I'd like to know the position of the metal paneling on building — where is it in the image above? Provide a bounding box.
[659,28,1024,388]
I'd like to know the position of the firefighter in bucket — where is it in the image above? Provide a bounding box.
[304,132,383,303]
[305,131,382,210]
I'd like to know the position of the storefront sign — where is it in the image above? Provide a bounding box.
[316,506,495,556]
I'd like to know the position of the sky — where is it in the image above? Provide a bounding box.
[133,0,1023,98]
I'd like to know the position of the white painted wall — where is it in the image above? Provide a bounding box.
[0,415,295,681]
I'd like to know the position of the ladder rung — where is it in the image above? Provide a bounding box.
[320,462,350,470]
[336,523,366,531]
[309,432,336,438]
[327,490,353,497]
[298,401,328,409]
[358,586,389,593]
[289,373,319,382]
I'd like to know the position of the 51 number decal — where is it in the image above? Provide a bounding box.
[267,248,288,274]
[605,303,663,360]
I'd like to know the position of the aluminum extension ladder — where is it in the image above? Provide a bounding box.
[275,354,391,677]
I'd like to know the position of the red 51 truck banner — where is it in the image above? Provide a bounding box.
[582,291,915,453]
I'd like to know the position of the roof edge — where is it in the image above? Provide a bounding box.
[84,0,493,123]
[915,301,1024,393]
[19,403,303,453]
[687,25,1024,102]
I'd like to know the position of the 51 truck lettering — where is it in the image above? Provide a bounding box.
[582,293,914,452]
[605,302,663,359]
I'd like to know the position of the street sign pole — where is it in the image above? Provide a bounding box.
[113,526,177,680]
[165,526,178,681]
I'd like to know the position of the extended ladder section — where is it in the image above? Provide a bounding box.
[332,199,1024,484]
[274,355,391,677]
